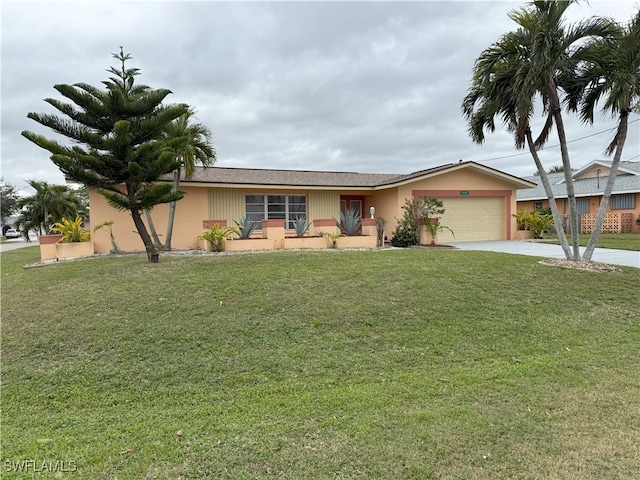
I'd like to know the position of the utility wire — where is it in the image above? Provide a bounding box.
[476,117,639,163]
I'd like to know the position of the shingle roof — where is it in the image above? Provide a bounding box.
[183,166,401,187]
[179,161,534,189]
[517,161,640,200]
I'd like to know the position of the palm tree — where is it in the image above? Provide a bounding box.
[14,180,87,236]
[564,12,640,261]
[507,0,615,260]
[462,29,573,259]
[147,110,215,250]
[463,0,614,261]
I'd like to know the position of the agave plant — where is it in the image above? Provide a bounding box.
[292,216,310,237]
[234,217,259,239]
[338,208,362,236]
[50,216,91,243]
[197,224,241,252]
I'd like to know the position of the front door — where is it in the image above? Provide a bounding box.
[340,196,363,218]
[340,196,364,234]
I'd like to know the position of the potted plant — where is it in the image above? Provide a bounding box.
[40,216,94,260]
[197,224,241,252]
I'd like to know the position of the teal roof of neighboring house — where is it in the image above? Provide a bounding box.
[516,161,640,201]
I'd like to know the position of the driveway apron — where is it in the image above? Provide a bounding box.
[450,241,640,269]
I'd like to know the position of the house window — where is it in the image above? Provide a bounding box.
[534,201,543,210]
[610,194,636,210]
[575,199,589,215]
[245,195,307,229]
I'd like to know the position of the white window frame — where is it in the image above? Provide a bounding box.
[245,194,307,229]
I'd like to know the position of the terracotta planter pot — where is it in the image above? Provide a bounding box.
[38,234,63,245]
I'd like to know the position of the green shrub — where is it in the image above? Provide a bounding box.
[514,210,554,239]
[390,226,418,247]
[391,198,423,246]
[197,224,241,252]
[527,213,554,239]
[512,210,531,231]
[50,216,90,243]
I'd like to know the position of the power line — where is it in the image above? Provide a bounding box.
[476,117,639,163]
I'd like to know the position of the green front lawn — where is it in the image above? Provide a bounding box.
[542,232,640,251]
[2,247,639,479]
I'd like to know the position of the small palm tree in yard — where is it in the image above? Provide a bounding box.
[93,220,120,253]
[146,110,216,251]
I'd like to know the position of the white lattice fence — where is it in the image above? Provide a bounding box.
[621,213,633,233]
[580,213,630,233]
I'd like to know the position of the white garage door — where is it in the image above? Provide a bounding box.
[435,197,505,243]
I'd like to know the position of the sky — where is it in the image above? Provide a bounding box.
[2,0,639,195]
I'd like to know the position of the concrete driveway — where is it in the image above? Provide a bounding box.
[450,241,640,269]
[0,236,36,253]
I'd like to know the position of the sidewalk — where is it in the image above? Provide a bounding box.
[450,241,640,268]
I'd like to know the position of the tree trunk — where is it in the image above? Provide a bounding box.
[144,209,163,249]
[164,168,181,251]
[582,112,628,262]
[548,82,580,260]
[526,130,572,259]
[109,231,120,254]
[127,183,159,263]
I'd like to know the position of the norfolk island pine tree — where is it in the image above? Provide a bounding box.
[22,48,190,263]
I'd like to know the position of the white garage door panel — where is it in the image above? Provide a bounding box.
[437,197,504,242]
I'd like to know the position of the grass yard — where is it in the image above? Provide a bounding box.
[1,246,639,479]
[542,232,640,251]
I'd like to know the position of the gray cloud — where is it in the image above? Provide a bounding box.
[2,1,638,195]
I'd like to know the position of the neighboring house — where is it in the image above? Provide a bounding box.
[88,161,536,253]
[517,160,640,234]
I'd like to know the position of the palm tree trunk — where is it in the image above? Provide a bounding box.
[163,168,181,251]
[144,209,163,249]
[548,83,581,260]
[582,112,629,262]
[526,130,573,259]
